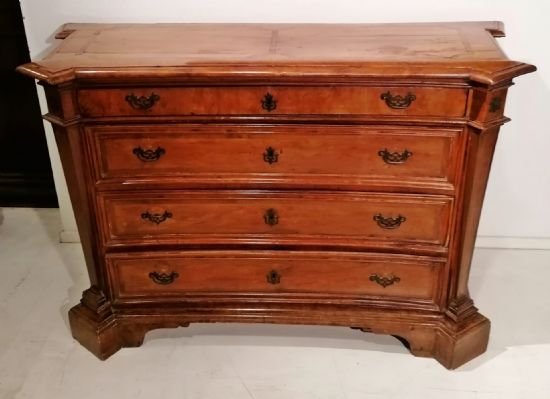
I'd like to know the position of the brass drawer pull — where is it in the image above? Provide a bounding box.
[266,270,281,284]
[263,146,279,164]
[133,146,166,162]
[149,271,179,285]
[369,274,400,288]
[125,92,160,110]
[261,92,277,112]
[141,210,173,224]
[373,214,406,229]
[378,148,412,164]
[380,91,416,109]
[264,208,279,226]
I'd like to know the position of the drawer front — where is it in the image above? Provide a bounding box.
[88,124,461,192]
[107,251,444,304]
[78,86,467,117]
[98,191,452,249]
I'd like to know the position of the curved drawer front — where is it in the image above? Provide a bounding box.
[88,125,461,192]
[107,251,444,304]
[78,86,467,118]
[98,191,452,249]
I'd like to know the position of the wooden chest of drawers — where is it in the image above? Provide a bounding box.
[18,21,535,369]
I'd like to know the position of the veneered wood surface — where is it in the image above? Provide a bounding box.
[107,250,442,302]
[98,191,452,248]
[88,124,461,190]
[17,22,535,85]
[17,21,536,368]
[78,86,467,117]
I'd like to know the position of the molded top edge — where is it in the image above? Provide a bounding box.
[17,21,535,86]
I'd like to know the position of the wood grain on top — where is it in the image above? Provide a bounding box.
[18,22,535,85]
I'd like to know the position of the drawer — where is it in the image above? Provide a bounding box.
[78,86,467,118]
[98,191,453,250]
[88,124,462,192]
[107,250,444,304]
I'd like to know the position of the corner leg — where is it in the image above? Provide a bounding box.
[434,312,490,369]
[69,302,121,360]
[68,286,122,360]
[394,312,489,369]
[68,287,194,359]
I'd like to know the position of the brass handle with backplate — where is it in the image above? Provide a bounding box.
[373,214,406,229]
[380,91,416,109]
[378,148,412,164]
[149,271,179,285]
[369,274,401,288]
[133,146,166,162]
[141,210,173,225]
[125,93,160,110]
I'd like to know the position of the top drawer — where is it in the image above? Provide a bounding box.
[77,86,468,118]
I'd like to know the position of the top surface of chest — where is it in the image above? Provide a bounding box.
[18,21,534,86]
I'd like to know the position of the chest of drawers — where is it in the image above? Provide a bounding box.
[18,21,535,369]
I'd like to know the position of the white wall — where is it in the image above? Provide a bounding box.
[19,0,550,247]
